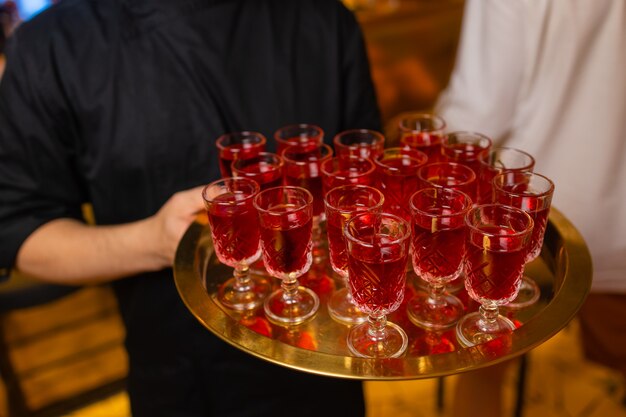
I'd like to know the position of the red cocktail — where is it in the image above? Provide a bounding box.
[320,156,375,196]
[407,188,472,330]
[398,112,446,161]
[202,178,270,311]
[476,147,535,204]
[374,147,428,221]
[254,186,319,325]
[417,161,477,201]
[324,185,384,325]
[273,123,324,155]
[232,152,284,190]
[456,204,533,348]
[333,129,385,160]
[282,143,333,218]
[259,205,313,277]
[441,131,492,198]
[216,131,267,178]
[493,171,555,309]
[344,212,411,358]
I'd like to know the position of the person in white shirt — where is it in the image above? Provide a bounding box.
[434,0,626,415]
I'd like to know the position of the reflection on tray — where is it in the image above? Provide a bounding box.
[202,249,545,358]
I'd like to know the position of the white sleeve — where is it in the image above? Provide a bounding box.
[435,0,526,143]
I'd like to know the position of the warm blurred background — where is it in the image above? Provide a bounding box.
[1,1,624,417]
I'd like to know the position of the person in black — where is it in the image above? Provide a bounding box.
[0,1,381,416]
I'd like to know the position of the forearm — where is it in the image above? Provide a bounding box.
[15,217,167,285]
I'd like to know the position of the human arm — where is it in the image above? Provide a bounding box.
[15,185,205,285]
[434,0,526,141]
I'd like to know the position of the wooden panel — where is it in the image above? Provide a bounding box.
[3,287,119,344]
[22,347,127,411]
[8,312,125,375]
[0,285,128,414]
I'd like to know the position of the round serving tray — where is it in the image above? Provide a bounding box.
[174,207,591,380]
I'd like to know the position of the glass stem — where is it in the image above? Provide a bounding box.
[428,283,446,307]
[478,303,500,332]
[367,313,387,340]
[281,276,299,304]
[233,265,252,292]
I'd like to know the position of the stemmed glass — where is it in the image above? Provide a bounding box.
[216,131,267,178]
[201,178,270,310]
[493,172,555,309]
[253,186,320,325]
[274,123,324,155]
[320,155,376,196]
[282,143,333,262]
[406,188,472,330]
[324,185,384,325]
[417,161,477,201]
[398,112,446,161]
[476,147,535,204]
[344,212,412,358]
[333,129,386,160]
[416,162,477,293]
[456,204,534,347]
[231,152,284,190]
[373,147,429,222]
[441,131,492,198]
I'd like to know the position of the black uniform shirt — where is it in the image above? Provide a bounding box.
[0,0,380,381]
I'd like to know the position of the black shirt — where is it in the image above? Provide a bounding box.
[0,0,380,414]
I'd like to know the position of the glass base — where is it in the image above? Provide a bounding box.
[347,321,408,358]
[218,276,271,311]
[406,291,464,330]
[327,287,368,325]
[455,311,516,348]
[264,287,320,326]
[505,275,540,309]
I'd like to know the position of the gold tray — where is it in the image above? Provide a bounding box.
[174,207,591,380]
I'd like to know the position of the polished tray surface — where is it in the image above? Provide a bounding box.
[174,207,591,380]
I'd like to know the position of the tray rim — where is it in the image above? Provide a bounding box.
[173,207,592,380]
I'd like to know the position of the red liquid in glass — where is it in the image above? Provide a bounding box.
[526,207,549,261]
[464,226,527,304]
[326,221,348,274]
[376,158,421,221]
[259,205,313,277]
[495,186,550,262]
[336,145,383,160]
[237,163,283,190]
[276,136,320,154]
[422,174,476,201]
[219,144,263,178]
[412,224,465,283]
[322,168,373,196]
[206,194,260,265]
[441,143,484,175]
[348,240,408,315]
[400,133,442,161]
[284,175,324,217]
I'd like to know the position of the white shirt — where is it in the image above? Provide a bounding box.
[435,0,626,292]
